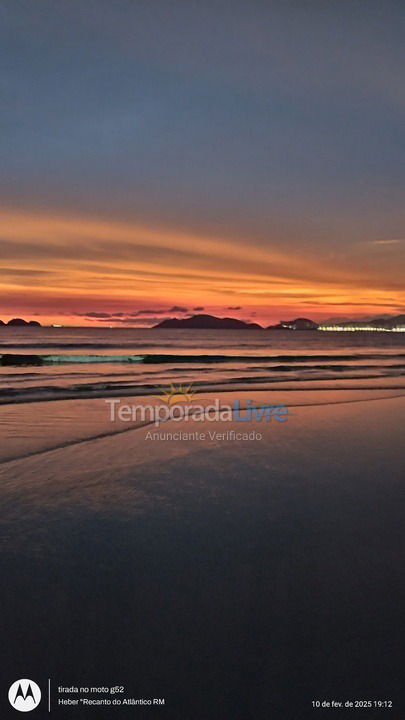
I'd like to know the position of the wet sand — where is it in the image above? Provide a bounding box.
[1,393,404,718]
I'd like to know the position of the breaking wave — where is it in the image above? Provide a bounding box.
[2,351,405,366]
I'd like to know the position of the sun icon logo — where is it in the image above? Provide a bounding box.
[154,383,198,406]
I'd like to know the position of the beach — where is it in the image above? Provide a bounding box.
[1,388,404,718]
[3,2,405,715]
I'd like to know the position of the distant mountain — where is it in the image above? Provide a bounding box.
[319,314,405,330]
[380,314,405,328]
[5,318,42,327]
[153,314,262,330]
[268,314,405,330]
[269,317,319,330]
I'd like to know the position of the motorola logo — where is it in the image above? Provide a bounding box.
[8,680,41,712]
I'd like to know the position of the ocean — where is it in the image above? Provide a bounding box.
[1,326,405,405]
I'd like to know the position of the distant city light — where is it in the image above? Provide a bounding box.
[318,325,405,332]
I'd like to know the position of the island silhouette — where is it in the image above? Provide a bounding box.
[0,318,41,327]
[153,314,262,330]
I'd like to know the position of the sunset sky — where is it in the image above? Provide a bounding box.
[1,1,404,326]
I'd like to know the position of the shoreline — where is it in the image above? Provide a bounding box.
[0,388,404,466]
[1,376,405,406]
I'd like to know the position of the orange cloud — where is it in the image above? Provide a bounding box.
[0,208,404,325]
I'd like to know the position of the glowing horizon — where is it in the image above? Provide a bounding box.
[0,208,404,327]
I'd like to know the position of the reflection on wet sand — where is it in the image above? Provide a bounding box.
[1,393,404,718]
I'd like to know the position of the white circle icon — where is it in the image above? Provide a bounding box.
[8,680,41,712]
